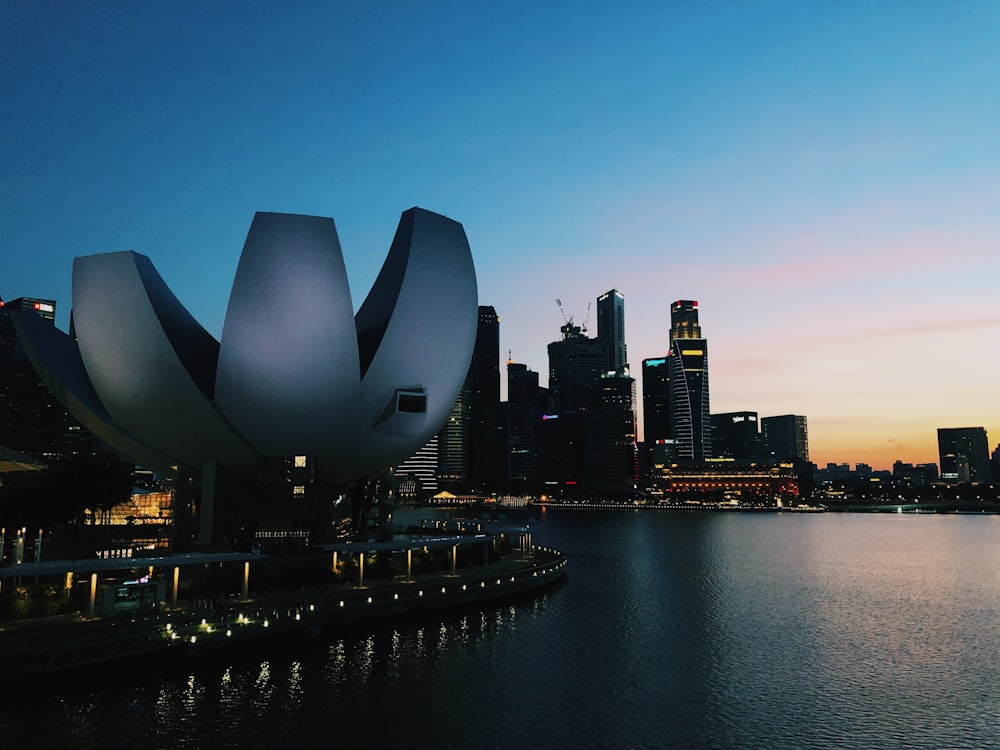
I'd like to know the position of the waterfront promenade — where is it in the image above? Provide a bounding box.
[0,545,566,677]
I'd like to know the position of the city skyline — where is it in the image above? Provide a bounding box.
[3,2,998,471]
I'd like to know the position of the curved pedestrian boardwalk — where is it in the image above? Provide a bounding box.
[1,547,567,676]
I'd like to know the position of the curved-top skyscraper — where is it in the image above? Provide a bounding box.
[669,300,711,461]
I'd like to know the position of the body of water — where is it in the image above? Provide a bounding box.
[4,510,1000,749]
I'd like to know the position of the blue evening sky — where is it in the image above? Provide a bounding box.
[3,1,999,468]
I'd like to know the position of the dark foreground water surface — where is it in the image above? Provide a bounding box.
[4,510,1000,749]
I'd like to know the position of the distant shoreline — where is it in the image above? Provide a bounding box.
[521,501,1000,514]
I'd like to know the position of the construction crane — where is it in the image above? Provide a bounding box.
[555,298,574,327]
[556,297,592,334]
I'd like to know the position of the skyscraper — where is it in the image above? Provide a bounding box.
[507,360,541,483]
[467,306,503,488]
[711,411,759,460]
[436,387,469,489]
[597,288,626,374]
[544,320,604,489]
[668,300,711,461]
[584,371,637,492]
[641,356,673,475]
[543,290,637,493]
[670,299,701,340]
[469,306,500,409]
[547,322,608,415]
[641,357,671,444]
[761,415,809,463]
[0,296,93,459]
[937,427,991,484]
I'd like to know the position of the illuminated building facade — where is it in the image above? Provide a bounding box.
[669,300,711,461]
[670,299,701,340]
[396,435,439,495]
[656,460,800,503]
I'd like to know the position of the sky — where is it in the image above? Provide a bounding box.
[3,1,999,471]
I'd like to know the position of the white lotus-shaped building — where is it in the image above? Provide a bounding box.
[14,207,478,487]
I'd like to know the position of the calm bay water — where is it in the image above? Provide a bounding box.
[4,510,1000,749]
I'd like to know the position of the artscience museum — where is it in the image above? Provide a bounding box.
[13,207,478,547]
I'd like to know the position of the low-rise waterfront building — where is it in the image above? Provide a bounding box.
[651,459,800,504]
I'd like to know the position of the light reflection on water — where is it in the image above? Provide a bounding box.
[4,511,1000,749]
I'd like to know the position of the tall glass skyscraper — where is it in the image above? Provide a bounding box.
[585,370,637,492]
[467,306,503,487]
[507,361,540,482]
[436,387,468,489]
[597,288,626,375]
[668,300,711,461]
[641,357,671,445]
